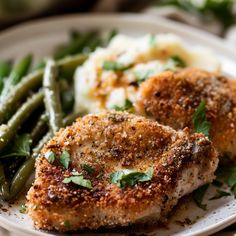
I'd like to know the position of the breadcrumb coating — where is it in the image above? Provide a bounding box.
[137,68,236,161]
[27,112,218,232]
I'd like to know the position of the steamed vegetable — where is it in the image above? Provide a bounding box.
[0,92,43,151]
[43,59,63,134]
[0,54,86,123]
[0,30,116,201]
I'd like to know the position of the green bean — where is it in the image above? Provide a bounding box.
[32,132,52,158]
[0,70,43,123]
[0,158,35,201]
[0,131,50,200]
[32,113,78,158]
[102,29,117,46]
[0,62,11,78]
[70,30,81,40]
[9,156,35,199]
[2,133,49,200]
[0,53,86,200]
[30,113,48,146]
[1,55,32,101]
[43,59,63,135]
[30,112,80,159]
[57,54,87,79]
[10,54,32,85]
[31,112,79,159]
[0,62,11,95]
[1,183,10,200]
[0,163,10,200]
[63,112,80,126]
[0,91,44,151]
[1,111,80,200]
[0,163,4,181]
[0,54,86,123]
[54,32,98,59]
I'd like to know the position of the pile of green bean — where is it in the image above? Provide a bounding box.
[0,30,116,201]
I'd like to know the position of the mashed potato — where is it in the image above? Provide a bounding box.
[74,33,220,114]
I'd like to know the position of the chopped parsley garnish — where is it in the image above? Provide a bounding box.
[170,56,186,68]
[149,34,156,47]
[0,134,31,158]
[209,189,231,200]
[82,164,94,174]
[163,56,186,71]
[134,69,154,83]
[113,99,133,112]
[19,204,27,214]
[193,184,209,210]
[192,101,211,137]
[63,173,92,189]
[64,220,70,228]
[110,167,153,188]
[216,165,236,198]
[102,61,132,71]
[59,150,70,169]
[45,151,55,164]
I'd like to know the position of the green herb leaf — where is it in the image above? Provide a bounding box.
[193,184,209,210]
[0,134,31,158]
[215,165,236,198]
[82,164,94,174]
[44,151,55,164]
[19,204,27,214]
[170,56,186,68]
[64,220,70,228]
[192,101,211,137]
[209,189,231,200]
[134,69,154,83]
[113,99,133,112]
[163,56,186,71]
[59,150,70,169]
[226,166,236,187]
[63,174,92,189]
[110,167,153,188]
[0,61,11,78]
[102,61,132,71]
[149,34,156,47]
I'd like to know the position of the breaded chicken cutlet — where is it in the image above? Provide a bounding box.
[137,68,236,161]
[27,112,218,232]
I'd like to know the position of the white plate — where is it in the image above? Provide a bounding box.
[0,14,236,236]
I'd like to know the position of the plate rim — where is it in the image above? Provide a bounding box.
[0,13,235,236]
[0,13,235,60]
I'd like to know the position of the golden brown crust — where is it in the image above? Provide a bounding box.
[137,68,236,160]
[27,112,218,232]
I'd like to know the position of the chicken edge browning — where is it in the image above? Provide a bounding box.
[27,112,218,232]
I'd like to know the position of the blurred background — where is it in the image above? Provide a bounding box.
[0,0,235,44]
